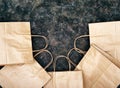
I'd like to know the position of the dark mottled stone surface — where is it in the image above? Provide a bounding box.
[117,84,120,88]
[0,85,2,88]
[0,66,4,70]
[0,0,120,71]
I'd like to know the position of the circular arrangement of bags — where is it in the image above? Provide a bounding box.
[0,22,120,88]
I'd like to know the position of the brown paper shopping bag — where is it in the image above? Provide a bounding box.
[89,21,120,68]
[75,45,120,88]
[0,22,33,65]
[44,55,83,88]
[0,49,53,88]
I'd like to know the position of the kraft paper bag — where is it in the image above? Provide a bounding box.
[75,45,120,88]
[0,22,33,65]
[44,55,83,88]
[0,50,53,88]
[89,21,120,68]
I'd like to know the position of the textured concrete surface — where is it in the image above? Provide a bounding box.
[0,0,120,72]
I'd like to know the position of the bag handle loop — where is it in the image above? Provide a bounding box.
[34,49,53,70]
[32,35,48,52]
[53,55,71,71]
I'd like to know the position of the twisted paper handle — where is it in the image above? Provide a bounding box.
[32,35,53,69]
[34,49,53,70]
[74,34,110,53]
[53,55,71,71]
[32,35,48,52]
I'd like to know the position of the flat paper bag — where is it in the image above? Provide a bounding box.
[89,21,120,68]
[75,45,120,88]
[0,60,51,88]
[44,71,83,88]
[44,56,83,88]
[0,22,33,65]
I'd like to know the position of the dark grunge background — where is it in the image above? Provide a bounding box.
[0,0,120,72]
